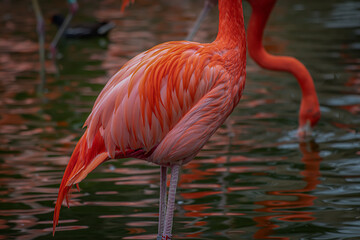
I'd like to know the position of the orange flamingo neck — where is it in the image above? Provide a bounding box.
[247,0,320,128]
[216,0,245,47]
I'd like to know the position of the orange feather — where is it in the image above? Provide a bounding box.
[53,130,108,234]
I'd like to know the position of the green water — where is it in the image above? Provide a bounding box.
[0,0,359,239]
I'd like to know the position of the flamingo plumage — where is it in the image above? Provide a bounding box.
[53,0,246,239]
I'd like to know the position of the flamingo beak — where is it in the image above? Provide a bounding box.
[297,120,312,139]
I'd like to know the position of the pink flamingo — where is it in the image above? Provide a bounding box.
[247,0,320,136]
[53,0,246,239]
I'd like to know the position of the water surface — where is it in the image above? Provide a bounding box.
[0,0,359,239]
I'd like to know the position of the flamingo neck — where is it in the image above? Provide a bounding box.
[247,0,319,126]
[247,0,276,56]
[215,0,245,48]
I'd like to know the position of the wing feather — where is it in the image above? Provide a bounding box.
[149,74,233,165]
[85,41,227,157]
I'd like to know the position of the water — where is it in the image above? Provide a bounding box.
[0,0,359,239]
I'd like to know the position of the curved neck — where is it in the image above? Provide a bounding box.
[215,0,245,48]
[247,0,319,126]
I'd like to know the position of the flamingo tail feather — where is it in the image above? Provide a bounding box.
[53,130,108,235]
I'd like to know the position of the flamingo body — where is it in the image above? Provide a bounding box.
[86,41,243,165]
[53,0,246,237]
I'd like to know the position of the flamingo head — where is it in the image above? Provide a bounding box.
[298,98,320,138]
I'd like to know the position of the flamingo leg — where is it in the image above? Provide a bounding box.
[31,0,46,93]
[162,165,180,239]
[185,0,217,41]
[50,13,74,58]
[50,0,78,58]
[157,166,167,240]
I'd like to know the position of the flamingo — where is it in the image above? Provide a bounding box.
[247,0,320,136]
[188,0,320,135]
[53,0,246,239]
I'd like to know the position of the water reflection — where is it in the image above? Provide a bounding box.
[253,141,322,239]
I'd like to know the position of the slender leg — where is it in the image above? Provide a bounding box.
[50,13,74,58]
[162,165,180,239]
[50,1,79,58]
[31,0,46,93]
[185,0,217,41]
[157,166,167,240]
